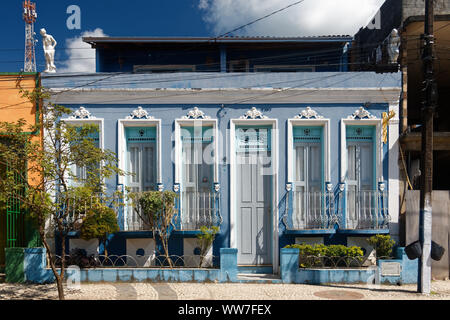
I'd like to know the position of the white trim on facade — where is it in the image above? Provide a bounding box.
[117,114,162,231]
[174,109,219,185]
[388,101,400,241]
[340,109,383,185]
[117,118,162,186]
[62,110,105,187]
[62,115,105,151]
[49,88,402,105]
[287,116,331,184]
[229,115,279,274]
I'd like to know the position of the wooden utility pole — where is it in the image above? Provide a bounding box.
[418,0,437,294]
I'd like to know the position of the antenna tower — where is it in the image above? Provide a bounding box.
[23,0,37,72]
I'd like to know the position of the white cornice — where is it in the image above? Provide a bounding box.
[47,88,401,105]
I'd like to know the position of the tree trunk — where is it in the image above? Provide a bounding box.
[103,239,108,257]
[161,235,172,267]
[39,224,65,300]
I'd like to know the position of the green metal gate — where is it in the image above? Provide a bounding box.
[6,170,25,248]
[0,162,26,268]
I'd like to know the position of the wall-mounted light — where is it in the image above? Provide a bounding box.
[157,183,164,192]
[339,183,346,192]
[173,183,180,193]
[214,183,221,192]
[379,182,386,192]
[326,182,333,192]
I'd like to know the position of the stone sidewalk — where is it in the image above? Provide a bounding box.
[1,280,450,300]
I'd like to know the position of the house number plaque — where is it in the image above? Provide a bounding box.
[381,262,401,276]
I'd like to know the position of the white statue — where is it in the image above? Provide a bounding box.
[387,28,400,64]
[40,28,57,73]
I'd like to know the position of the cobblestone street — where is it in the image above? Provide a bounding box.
[1,280,450,300]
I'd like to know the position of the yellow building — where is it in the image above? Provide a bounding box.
[0,72,42,270]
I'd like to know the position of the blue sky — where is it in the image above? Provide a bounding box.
[0,0,385,73]
[0,0,210,72]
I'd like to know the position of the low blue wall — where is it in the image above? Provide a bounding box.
[280,247,418,285]
[23,247,418,284]
[24,247,238,284]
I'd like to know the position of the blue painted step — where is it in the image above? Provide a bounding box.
[238,265,274,274]
[237,273,282,284]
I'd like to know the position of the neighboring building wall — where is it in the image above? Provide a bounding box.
[84,38,352,73]
[0,73,39,132]
[403,0,450,18]
[0,73,42,268]
[352,0,402,66]
[406,190,450,280]
[0,73,42,187]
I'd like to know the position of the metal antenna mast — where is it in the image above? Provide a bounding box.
[23,0,37,73]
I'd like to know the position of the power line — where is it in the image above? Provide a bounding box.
[215,0,308,39]
[0,71,390,109]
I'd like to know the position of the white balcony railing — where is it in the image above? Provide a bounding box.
[284,191,337,230]
[175,191,221,231]
[344,190,389,230]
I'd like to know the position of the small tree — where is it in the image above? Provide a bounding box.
[367,234,396,259]
[128,191,178,267]
[79,203,120,257]
[0,85,125,300]
[196,226,219,267]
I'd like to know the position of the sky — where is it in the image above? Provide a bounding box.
[0,0,385,73]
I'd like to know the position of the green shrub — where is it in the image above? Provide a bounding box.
[128,191,178,267]
[284,243,364,268]
[196,226,220,267]
[80,204,120,256]
[285,243,363,257]
[367,235,395,259]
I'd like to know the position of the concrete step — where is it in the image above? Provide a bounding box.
[237,273,282,284]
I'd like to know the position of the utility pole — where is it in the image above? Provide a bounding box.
[418,0,437,294]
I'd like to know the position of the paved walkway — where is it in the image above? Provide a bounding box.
[1,280,450,300]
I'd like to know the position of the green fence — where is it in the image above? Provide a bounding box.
[1,162,27,269]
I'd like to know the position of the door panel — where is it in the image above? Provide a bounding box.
[236,147,272,265]
[292,141,322,229]
[240,207,252,254]
[181,134,214,230]
[126,142,157,230]
[347,141,375,229]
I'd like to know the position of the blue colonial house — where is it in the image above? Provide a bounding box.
[42,36,401,275]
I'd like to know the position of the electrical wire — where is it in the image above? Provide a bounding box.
[214,0,308,39]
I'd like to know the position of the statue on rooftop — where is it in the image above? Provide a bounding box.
[387,28,400,65]
[40,28,57,73]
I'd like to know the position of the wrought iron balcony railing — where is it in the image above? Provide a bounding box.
[283,191,338,230]
[336,189,390,230]
[173,191,222,231]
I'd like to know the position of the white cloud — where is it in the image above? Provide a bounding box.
[198,0,210,9]
[198,0,386,37]
[59,28,107,73]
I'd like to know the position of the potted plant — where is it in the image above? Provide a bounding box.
[367,234,395,260]
[79,203,120,257]
[196,226,219,268]
[128,190,178,267]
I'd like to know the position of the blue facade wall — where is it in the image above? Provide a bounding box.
[42,72,401,267]
[52,102,388,258]
[280,247,418,284]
